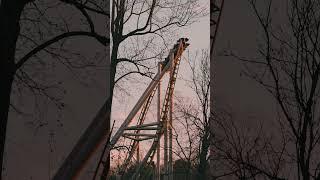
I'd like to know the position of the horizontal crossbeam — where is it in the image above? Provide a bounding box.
[125,122,160,130]
[125,127,161,130]
[122,133,157,137]
[122,135,156,141]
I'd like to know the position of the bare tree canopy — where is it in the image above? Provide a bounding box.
[0,0,109,178]
[173,49,211,179]
[216,0,320,179]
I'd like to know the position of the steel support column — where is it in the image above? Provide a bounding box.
[156,63,162,180]
[168,59,174,180]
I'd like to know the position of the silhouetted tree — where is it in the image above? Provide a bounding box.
[0,0,109,177]
[210,108,286,180]
[189,50,211,179]
[224,0,320,179]
[173,158,193,180]
[173,49,211,179]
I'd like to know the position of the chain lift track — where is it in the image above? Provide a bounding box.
[93,38,190,180]
[131,39,184,179]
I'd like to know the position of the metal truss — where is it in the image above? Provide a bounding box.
[94,38,190,180]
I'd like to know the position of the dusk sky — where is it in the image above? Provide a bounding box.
[111,0,210,127]
[110,0,210,167]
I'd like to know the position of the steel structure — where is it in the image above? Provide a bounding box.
[91,38,190,180]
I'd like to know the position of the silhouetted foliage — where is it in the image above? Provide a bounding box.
[173,49,211,179]
[0,0,108,177]
[218,0,320,179]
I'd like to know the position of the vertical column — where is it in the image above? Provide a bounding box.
[169,67,173,180]
[165,52,174,180]
[156,63,161,180]
[163,66,168,180]
[136,143,140,163]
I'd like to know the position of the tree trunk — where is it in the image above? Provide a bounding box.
[197,132,210,180]
[99,42,119,180]
[0,67,14,178]
[0,0,26,177]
